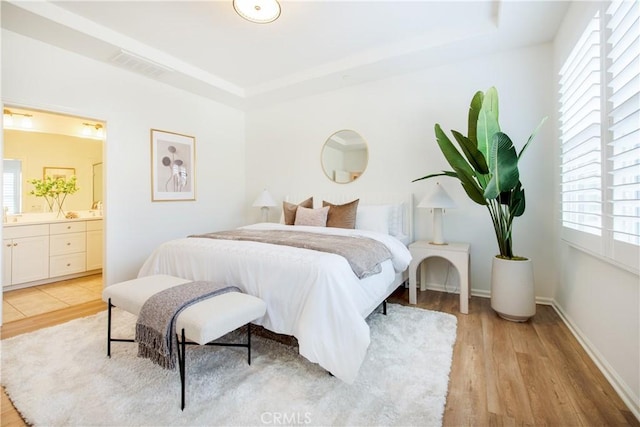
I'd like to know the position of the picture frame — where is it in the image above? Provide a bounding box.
[43,167,75,181]
[151,129,196,202]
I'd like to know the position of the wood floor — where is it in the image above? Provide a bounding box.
[1,279,637,426]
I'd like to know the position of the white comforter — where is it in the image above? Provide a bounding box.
[137,223,411,383]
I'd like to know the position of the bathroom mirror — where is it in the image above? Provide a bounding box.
[321,130,368,184]
[4,127,103,213]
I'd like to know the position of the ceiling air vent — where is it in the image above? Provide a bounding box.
[110,50,173,79]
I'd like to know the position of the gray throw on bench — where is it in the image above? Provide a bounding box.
[135,281,241,370]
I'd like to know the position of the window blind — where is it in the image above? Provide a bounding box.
[558,1,639,272]
[559,13,602,237]
[606,0,640,247]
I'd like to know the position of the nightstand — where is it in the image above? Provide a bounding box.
[408,240,470,314]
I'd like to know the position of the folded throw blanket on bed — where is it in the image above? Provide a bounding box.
[135,281,241,370]
[189,229,392,279]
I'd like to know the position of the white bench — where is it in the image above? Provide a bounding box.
[102,274,267,410]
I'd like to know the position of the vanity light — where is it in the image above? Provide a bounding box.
[3,108,33,129]
[233,0,281,24]
[82,122,105,139]
[418,182,457,245]
[3,109,14,127]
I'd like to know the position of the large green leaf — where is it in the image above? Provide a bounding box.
[412,171,457,182]
[412,169,485,205]
[434,124,476,178]
[518,116,548,160]
[452,130,489,175]
[484,132,520,199]
[476,109,500,162]
[484,86,499,121]
[461,181,487,205]
[511,182,526,217]
[467,91,483,145]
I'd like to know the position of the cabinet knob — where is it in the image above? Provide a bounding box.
[67,242,71,246]
[67,263,71,267]
[13,243,17,247]
[67,226,71,229]
[5,243,11,247]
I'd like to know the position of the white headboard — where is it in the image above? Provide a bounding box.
[284,192,414,244]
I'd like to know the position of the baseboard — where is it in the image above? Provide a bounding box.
[551,300,640,422]
[421,284,554,305]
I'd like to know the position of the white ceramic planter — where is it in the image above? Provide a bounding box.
[490,256,536,322]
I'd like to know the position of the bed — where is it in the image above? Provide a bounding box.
[137,194,413,383]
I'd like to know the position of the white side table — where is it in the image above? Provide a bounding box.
[408,241,470,314]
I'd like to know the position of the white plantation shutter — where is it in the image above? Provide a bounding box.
[559,13,603,245]
[607,0,639,246]
[559,1,639,272]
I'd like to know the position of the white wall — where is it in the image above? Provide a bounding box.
[553,1,640,417]
[245,43,557,298]
[2,30,246,286]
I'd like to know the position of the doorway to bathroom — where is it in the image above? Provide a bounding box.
[2,106,105,313]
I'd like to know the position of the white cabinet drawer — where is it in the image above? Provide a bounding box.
[86,219,103,232]
[50,232,86,255]
[50,221,86,235]
[4,224,49,239]
[50,253,86,277]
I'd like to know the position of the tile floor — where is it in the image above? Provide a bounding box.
[2,274,103,323]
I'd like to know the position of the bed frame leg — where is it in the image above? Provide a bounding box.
[383,300,387,315]
[178,328,186,411]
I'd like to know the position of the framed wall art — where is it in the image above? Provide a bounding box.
[43,167,75,181]
[151,129,196,201]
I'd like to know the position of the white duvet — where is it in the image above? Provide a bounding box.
[137,223,411,383]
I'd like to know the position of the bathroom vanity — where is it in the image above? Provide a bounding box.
[3,215,102,290]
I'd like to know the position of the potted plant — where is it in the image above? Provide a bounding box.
[413,87,546,321]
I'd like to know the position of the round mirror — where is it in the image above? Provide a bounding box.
[321,130,368,184]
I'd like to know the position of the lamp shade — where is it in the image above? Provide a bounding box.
[252,189,277,208]
[417,183,457,209]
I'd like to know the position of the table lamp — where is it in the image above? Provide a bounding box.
[417,182,457,245]
[253,189,277,222]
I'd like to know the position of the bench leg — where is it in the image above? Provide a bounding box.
[107,299,112,357]
[178,328,187,411]
[247,323,252,365]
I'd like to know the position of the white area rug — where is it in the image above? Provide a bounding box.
[1,303,456,426]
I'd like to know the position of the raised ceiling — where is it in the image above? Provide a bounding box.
[1,1,570,109]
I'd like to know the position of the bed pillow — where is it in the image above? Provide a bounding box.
[355,205,391,234]
[322,199,359,229]
[294,206,329,227]
[283,197,313,225]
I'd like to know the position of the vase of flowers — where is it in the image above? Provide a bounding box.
[28,175,79,217]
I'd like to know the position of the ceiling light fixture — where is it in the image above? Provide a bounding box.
[233,0,281,24]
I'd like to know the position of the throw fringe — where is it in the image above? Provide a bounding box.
[136,323,176,370]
